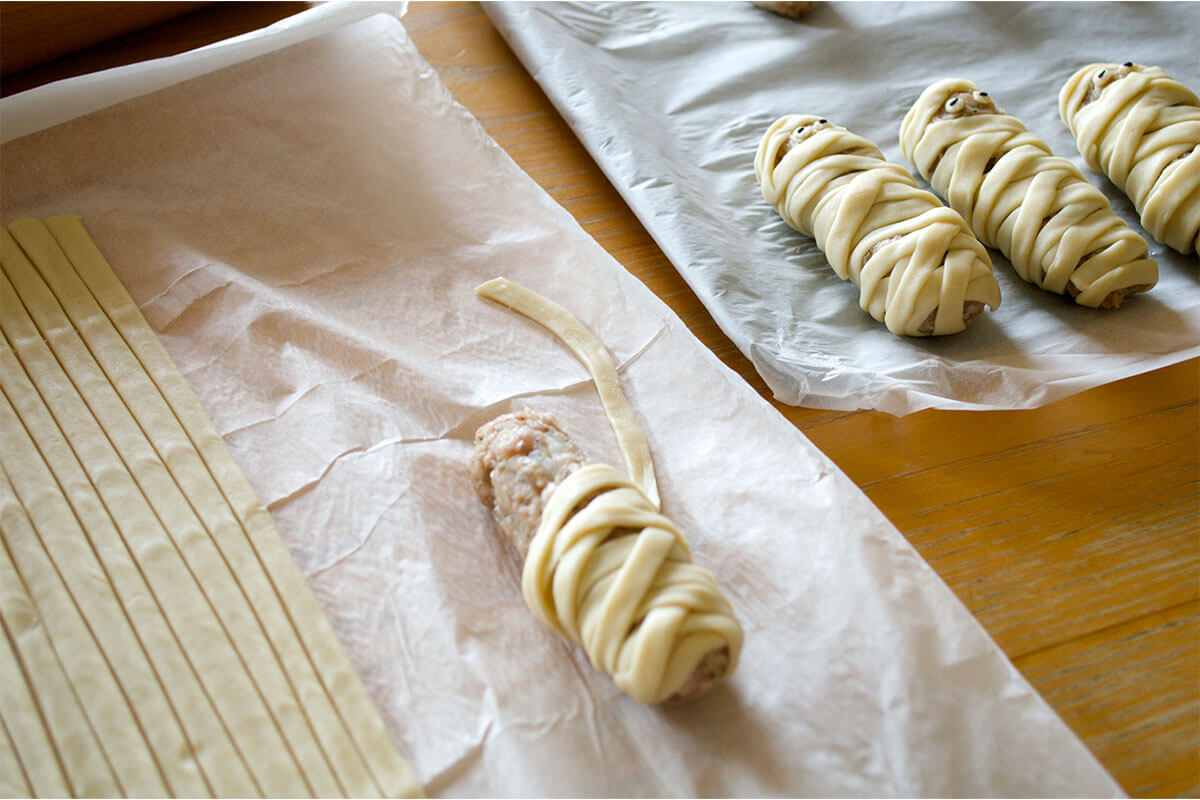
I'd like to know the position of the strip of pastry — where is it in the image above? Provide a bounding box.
[0,485,120,797]
[1,331,211,797]
[0,386,171,796]
[9,218,356,797]
[2,241,263,796]
[1,273,255,797]
[473,280,742,704]
[755,115,1001,336]
[1059,62,1200,256]
[476,276,659,508]
[14,225,315,793]
[0,532,72,799]
[41,214,420,799]
[0,707,34,798]
[900,78,1159,308]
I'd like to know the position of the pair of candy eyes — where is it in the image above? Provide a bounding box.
[936,63,1135,114]
[793,118,829,136]
[942,90,990,114]
[1095,62,1136,86]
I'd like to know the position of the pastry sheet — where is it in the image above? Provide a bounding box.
[0,7,1121,797]
[485,1,1200,414]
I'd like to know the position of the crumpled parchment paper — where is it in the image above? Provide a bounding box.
[0,7,1122,797]
[486,1,1200,415]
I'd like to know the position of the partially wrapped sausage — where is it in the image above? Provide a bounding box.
[900,78,1158,309]
[1059,62,1200,256]
[756,115,1001,336]
[470,278,742,704]
[470,410,741,704]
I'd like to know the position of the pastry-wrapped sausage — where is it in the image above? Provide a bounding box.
[1059,62,1200,256]
[900,78,1158,308]
[470,409,741,704]
[755,115,1001,336]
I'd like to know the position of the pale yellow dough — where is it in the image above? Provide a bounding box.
[1059,62,1200,256]
[900,78,1158,308]
[476,278,742,704]
[1,216,421,798]
[476,277,658,509]
[755,115,1001,336]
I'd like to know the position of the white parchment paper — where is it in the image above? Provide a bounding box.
[1,8,1122,797]
[486,1,1200,414]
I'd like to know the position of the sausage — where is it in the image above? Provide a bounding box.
[470,409,740,704]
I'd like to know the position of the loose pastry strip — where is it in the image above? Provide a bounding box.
[1,216,420,798]
[1059,62,1200,256]
[900,78,1158,308]
[472,279,742,704]
[755,115,1001,336]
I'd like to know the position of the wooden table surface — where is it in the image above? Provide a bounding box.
[3,2,1197,796]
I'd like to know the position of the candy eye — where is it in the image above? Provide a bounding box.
[1093,66,1121,89]
[794,126,806,136]
[1123,61,1133,67]
[818,118,828,124]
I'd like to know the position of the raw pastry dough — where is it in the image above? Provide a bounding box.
[475,277,658,509]
[1059,62,1200,256]
[473,279,742,704]
[1,216,421,798]
[756,115,1001,336]
[900,78,1158,308]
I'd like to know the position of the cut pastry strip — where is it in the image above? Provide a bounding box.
[0,387,172,797]
[1,217,421,798]
[0,702,35,798]
[476,276,659,508]
[1,332,212,797]
[0,529,74,799]
[3,237,267,796]
[0,495,120,797]
[1,273,257,797]
[41,215,418,799]
[6,221,314,796]
[473,280,742,704]
[900,78,1158,307]
[1059,62,1200,255]
[12,219,356,797]
[755,115,1001,336]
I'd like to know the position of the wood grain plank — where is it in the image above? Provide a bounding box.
[1015,599,1200,797]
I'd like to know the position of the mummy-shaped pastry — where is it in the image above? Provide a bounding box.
[1059,62,1200,256]
[470,410,742,704]
[756,115,1001,336]
[900,79,1158,308]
